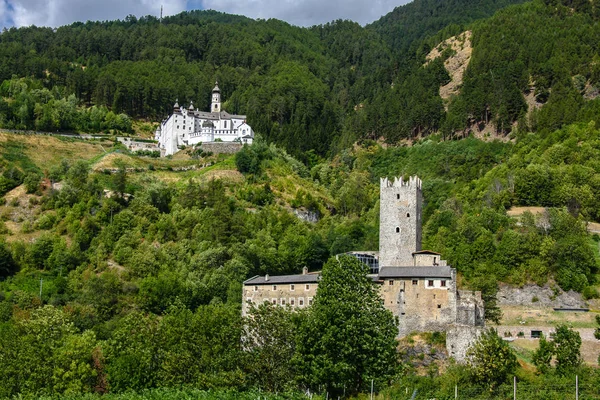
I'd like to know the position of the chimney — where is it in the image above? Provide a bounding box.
[302,267,308,275]
[265,274,269,282]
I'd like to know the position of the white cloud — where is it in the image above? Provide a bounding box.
[200,0,407,26]
[1,0,408,29]
[2,0,187,28]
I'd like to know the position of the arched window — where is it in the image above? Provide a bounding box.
[406,213,410,218]
[396,194,400,199]
[395,227,400,233]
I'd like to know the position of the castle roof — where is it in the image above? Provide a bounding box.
[412,250,441,256]
[244,272,321,285]
[212,81,220,93]
[378,266,452,279]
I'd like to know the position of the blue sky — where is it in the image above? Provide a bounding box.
[0,0,407,29]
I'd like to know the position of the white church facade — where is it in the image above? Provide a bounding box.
[155,82,254,156]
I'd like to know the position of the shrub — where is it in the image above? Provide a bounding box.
[582,286,599,300]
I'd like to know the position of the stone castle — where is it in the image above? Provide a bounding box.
[242,176,484,361]
[155,82,254,156]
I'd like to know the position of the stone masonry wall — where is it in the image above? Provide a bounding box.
[201,142,243,154]
[242,280,318,316]
[380,275,457,338]
[446,325,484,363]
[379,176,422,266]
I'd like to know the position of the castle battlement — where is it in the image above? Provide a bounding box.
[380,176,422,190]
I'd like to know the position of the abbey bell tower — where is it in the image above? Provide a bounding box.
[211,81,221,113]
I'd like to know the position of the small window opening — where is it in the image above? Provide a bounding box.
[412,280,418,285]
[281,299,286,305]
[389,280,394,286]
[437,304,441,309]
[253,286,258,292]
[441,280,446,287]
[396,194,400,199]
[272,285,277,291]
[407,213,410,218]
[395,227,400,233]
[299,299,304,306]
[291,299,295,305]
[433,294,436,299]
[401,312,406,315]
[428,280,434,287]
[290,284,295,291]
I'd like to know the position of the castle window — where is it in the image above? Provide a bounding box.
[308,297,313,306]
[389,280,394,286]
[272,285,277,291]
[281,299,286,305]
[224,121,227,129]
[433,294,436,299]
[253,286,258,292]
[290,284,295,291]
[395,227,400,233]
[428,280,434,287]
[246,298,251,303]
[437,304,441,309]
[272,299,276,304]
[305,284,310,291]
[299,298,304,306]
[290,298,295,305]
[401,312,405,315]
[177,125,179,129]
[396,194,400,199]
[441,280,446,287]
[412,279,418,285]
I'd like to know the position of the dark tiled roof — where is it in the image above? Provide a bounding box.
[412,250,441,255]
[378,266,452,278]
[244,273,321,285]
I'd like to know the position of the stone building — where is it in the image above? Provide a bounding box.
[242,267,319,317]
[155,82,254,156]
[242,176,485,362]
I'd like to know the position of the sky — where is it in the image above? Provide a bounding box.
[0,0,408,29]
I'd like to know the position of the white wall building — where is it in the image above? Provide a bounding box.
[155,82,254,156]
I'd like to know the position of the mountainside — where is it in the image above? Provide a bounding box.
[368,0,528,56]
[0,0,557,159]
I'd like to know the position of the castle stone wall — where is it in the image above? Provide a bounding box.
[242,280,317,317]
[446,325,484,363]
[380,275,456,338]
[201,142,243,154]
[379,177,422,266]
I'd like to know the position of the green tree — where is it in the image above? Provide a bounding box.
[243,303,303,392]
[553,324,582,375]
[0,241,18,278]
[467,328,517,390]
[532,334,554,374]
[296,255,399,397]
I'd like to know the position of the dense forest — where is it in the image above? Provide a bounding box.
[1,0,599,158]
[1,0,600,397]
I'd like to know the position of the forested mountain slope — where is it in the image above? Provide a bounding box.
[356,0,600,142]
[0,0,555,158]
[367,0,527,57]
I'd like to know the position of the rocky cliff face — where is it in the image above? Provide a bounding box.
[497,284,585,308]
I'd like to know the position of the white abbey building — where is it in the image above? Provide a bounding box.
[155,82,254,156]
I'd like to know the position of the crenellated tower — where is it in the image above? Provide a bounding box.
[379,176,423,266]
